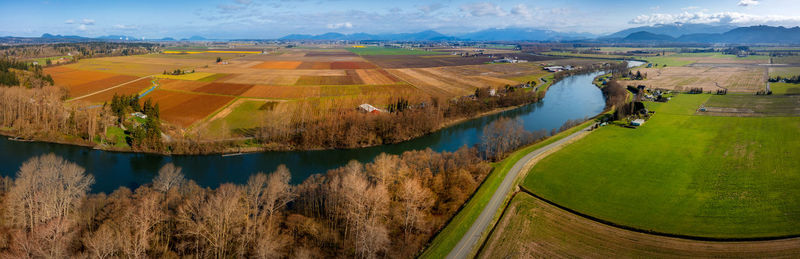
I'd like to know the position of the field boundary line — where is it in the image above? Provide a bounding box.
[68,76,153,102]
[517,186,800,242]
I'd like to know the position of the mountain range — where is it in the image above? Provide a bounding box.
[4,25,800,44]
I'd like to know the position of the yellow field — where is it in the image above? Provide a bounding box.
[637,67,765,92]
[155,72,216,81]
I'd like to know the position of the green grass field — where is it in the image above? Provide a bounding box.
[639,56,695,67]
[104,126,129,148]
[420,120,593,259]
[771,82,800,95]
[347,46,445,56]
[522,94,800,238]
[205,99,273,137]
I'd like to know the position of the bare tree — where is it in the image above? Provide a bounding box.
[4,153,94,230]
[152,163,185,193]
[399,178,435,241]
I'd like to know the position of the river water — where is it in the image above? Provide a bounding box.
[0,62,641,193]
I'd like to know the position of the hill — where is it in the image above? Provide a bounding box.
[607,23,735,38]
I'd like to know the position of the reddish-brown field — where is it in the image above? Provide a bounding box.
[295,75,358,85]
[250,61,302,69]
[143,89,234,127]
[80,79,154,103]
[67,74,140,97]
[355,69,400,85]
[159,79,209,92]
[241,85,321,99]
[304,51,357,57]
[297,62,332,69]
[330,61,377,69]
[46,67,114,86]
[193,82,254,96]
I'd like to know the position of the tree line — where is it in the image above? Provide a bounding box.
[253,89,543,150]
[0,58,53,87]
[769,75,800,84]
[0,146,491,258]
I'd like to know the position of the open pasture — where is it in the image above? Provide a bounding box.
[637,66,764,92]
[347,46,445,56]
[295,75,360,85]
[155,72,217,81]
[771,82,800,95]
[354,69,400,85]
[79,79,154,103]
[523,94,800,238]
[143,89,234,127]
[700,94,800,117]
[480,193,800,259]
[769,66,800,77]
[364,55,495,68]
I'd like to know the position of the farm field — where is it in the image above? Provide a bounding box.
[142,89,235,127]
[204,99,279,137]
[773,56,800,64]
[771,82,800,95]
[347,46,445,56]
[523,94,800,238]
[79,78,154,103]
[479,193,800,259]
[700,94,800,116]
[636,66,764,92]
[43,48,572,135]
[769,66,800,77]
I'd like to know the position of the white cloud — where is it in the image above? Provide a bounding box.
[64,19,75,24]
[630,11,800,26]
[114,24,138,30]
[738,0,759,6]
[77,24,87,31]
[418,3,444,14]
[234,0,252,4]
[81,18,95,25]
[460,3,507,17]
[326,22,353,29]
[510,4,532,20]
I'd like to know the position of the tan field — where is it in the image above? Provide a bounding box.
[636,66,765,92]
[480,193,800,259]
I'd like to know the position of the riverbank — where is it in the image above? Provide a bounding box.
[0,88,548,156]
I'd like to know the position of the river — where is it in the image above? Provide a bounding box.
[0,62,641,193]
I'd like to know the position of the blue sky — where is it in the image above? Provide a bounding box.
[1,0,799,39]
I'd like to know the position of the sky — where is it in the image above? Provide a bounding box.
[1,0,799,39]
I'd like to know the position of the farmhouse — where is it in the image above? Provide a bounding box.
[358,103,386,114]
[131,112,148,119]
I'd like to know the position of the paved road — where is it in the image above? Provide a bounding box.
[446,125,594,259]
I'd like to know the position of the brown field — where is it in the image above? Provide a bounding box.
[637,66,765,92]
[480,193,800,259]
[365,54,562,68]
[304,51,357,57]
[193,82,254,96]
[297,62,332,69]
[143,89,234,127]
[45,67,116,86]
[330,61,377,69]
[250,61,302,69]
[295,75,357,85]
[241,85,321,99]
[388,65,521,98]
[355,69,399,85]
[221,73,300,85]
[80,79,154,103]
[159,79,209,92]
[62,54,227,76]
[67,74,140,97]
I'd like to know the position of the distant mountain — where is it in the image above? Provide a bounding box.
[96,35,139,40]
[623,31,675,42]
[607,23,736,38]
[160,37,175,41]
[677,25,800,44]
[187,35,208,41]
[279,30,455,41]
[41,33,89,40]
[459,28,593,41]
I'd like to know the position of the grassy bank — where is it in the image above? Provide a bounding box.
[420,120,593,258]
[523,93,800,238]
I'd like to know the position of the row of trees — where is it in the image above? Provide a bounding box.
[1,42,159,60]
[0,147,491,258]
[769,75,800,84]
[0,86,114,142]
[253,89,543,150]
[0,58,54,87]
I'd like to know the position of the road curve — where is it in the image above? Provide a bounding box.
[446,125,594,259]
